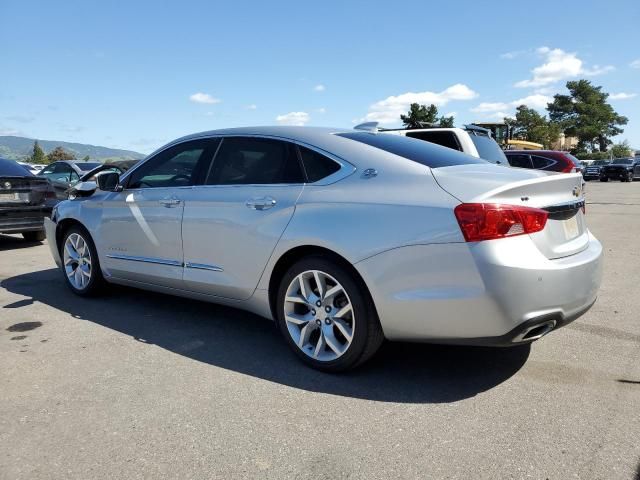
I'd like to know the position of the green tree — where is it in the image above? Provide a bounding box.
[401,103,455,128]
[82,155,90,161]
[504,105,561,149]
[610,140,632,159]
[47,146,76,163]
[547,80,628,152]
[29,140,46,164]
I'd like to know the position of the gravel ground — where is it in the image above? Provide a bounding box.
[1,181,639,479]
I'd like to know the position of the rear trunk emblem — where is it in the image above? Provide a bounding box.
[572,186,581,197]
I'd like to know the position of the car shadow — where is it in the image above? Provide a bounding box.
[0,234,43,251]
[1,268,531,404]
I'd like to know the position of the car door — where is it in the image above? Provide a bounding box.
[97,139,215,288]
[39,162,75,198]
[181,136,305,300]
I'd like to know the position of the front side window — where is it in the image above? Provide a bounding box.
[127,140,213,189]
[298,146,340,182]
[507,154,533,169]
[206,137,304,185]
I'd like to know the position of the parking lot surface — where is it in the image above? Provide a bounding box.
[1,182,639,479]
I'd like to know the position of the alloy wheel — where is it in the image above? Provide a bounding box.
[283,270,355,361]
[63,233,92,290]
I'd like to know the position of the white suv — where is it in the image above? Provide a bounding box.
[355,123,508,165]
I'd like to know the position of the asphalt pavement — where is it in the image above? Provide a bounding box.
[1,181,639,479]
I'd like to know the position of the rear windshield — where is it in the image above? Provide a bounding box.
[592,160,610,166]
[76,162,103,171]
[468,134,508,165]
[336,132,486,168]
[564,153,582,166]
[0,158,33,176]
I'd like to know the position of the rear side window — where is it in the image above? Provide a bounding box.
[206,137,304,185]
[468,134,508,164]
[531,155,555,169]
[405,131,462,151]
[507,154,533,169]
[336,132,486,168]
[0,158,33,176]
[298,146,340,182]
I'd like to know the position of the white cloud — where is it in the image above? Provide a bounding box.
[313,84,326,92]
[317,107,326,114]
[5,115,35,123]
[471,94,552,118]
[609,92,637,100]
[363,83,478,124]
[500,50,526,60]
[0,126,22,136]
[205,111,214,116]
[246,104,258,110]
[189,92,221,104]
[515,47,613,88]
[276,111,310,126]
[630,59,640,69]
[444,111,457,117]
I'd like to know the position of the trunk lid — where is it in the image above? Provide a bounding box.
[431,164,588,259]
[0,176,52,207]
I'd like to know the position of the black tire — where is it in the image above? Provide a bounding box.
[60,225,105,296]
[22,230,45,242]
[627,172,634,182]
[599,177,608,182]
[276,256,384,372]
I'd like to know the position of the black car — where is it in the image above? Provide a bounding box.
[599,158,640,182]
[37,160,102,198]
[0,157,58,241]
[583,160,611,181]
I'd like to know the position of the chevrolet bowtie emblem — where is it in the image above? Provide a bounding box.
[572,186,581,197]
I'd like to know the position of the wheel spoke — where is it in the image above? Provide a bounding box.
[285,313,309,325]
[335,303,352,319]
[285,295,308,305]
[298,322,315,348]
[66,267,75,278]
[324,329,344,356]
[333,318,353,342]
[313,331,325,358]
[313,271,325,299]
[80,265,91,278]
[298,274,311,302]
[65,243,78,260]
[323,284,342,301]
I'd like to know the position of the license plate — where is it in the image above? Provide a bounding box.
[0,192,21,202]
[562,215,580,239]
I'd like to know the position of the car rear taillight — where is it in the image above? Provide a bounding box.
[454,203,548,242]
[561,163,575,173]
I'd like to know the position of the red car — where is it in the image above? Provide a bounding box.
[504,150,583,174]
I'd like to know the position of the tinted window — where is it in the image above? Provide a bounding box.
[612,159,633,165]
[0,158,32,176]
[405,131,462,151]
[337,132,486,168]
[531,155,555,169]
[468,134,508,164]
[128,139,214,189]
[507,154,533,169]
[40,162,74,182]
[298,146,340,182]
[76,162,102,171]
[206,137,304,185]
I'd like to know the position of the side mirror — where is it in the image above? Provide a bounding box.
[97,171,122,191]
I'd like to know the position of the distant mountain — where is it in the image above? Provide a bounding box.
[0,136,145,162]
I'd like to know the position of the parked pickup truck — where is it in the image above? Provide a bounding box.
[599,158,640,182]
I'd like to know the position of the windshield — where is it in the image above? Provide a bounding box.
[336,132,486,168]
[593,160,609,166]
[76,162,103,171]
[612,159,633,165]
[468,134,508,164]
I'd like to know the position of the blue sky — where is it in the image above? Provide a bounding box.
[1,0,639,153]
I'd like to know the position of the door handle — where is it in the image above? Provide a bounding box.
[246,196,276,210]
[159,197,181,207]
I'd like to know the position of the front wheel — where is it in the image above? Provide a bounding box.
[61,226,105,296]
[276,256,383,372]
[600,177,608,182]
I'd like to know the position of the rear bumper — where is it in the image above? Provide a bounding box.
[0,206,51,234]
[355,232,603,343]
[44,217,63,268]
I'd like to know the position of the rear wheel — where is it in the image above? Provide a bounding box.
[22,230,45,242]
[627,172,634,182]
[61,226,105,296]
[276,256,383,372]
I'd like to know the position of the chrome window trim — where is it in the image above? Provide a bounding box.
[122,134,356,187]
[185,262,224,272]
[106,253,182,267]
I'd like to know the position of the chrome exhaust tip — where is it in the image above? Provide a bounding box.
[513,320,557,343]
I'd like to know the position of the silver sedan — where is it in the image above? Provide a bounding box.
[45,127,603,371]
